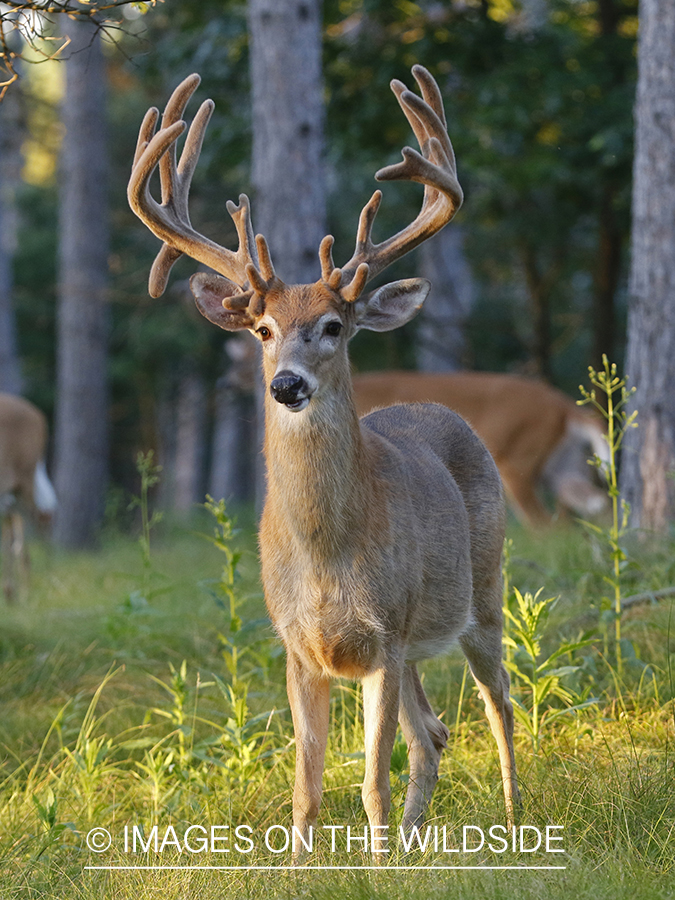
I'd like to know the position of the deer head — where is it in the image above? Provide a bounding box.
[128,67,463,411]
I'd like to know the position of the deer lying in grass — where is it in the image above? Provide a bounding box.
[353,370,609,526]
[128,67,520,857]
[0,393,57,602]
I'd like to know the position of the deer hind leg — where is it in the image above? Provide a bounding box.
[12,512,29,600]
[2,507,28,603]
[459,612,520,827]
[286,652,330,861]
[398,662,449,834]
[1,511,13,602]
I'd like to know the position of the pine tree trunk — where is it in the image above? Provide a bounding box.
[53,19,109,548]
[416,227,474,372]
[593,183,621,366]
[247,0,327,512]
[248,0,326,283]
[173,369,207,513]
[620,0,675,531]
[0,85,23,396]
[209,336,257,506]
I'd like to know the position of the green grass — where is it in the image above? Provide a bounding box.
[0,511,674,899]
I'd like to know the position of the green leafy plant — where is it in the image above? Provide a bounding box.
[205,675,282,791]
[106,452,169,641]
[578,355,638,677]
[504,588,596,752]
[201,496,281,689]
[146,660,196,773]
[129,450,164,571]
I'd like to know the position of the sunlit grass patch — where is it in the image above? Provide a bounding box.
[0,504,673,897]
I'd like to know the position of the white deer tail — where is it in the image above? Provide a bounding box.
[33,460,58,514]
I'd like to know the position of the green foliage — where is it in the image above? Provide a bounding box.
[324,0,636,380]
[504,588,596,752]
[200,496,282,690]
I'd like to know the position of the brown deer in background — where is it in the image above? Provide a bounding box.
[353,370,609,527]
[128,68,519,857]
[0,393,57,602]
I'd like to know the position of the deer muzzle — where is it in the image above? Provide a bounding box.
[270,371,311,411]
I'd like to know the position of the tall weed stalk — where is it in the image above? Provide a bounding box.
[578,355,637,677]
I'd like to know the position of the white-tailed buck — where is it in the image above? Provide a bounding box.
[0,393,57,602]
[353,370,609,527]
[128,68,519,856]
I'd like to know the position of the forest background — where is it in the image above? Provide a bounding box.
[0,0,639,532]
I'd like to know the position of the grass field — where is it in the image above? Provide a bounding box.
[1,503,674,899]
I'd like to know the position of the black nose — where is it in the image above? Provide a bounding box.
[270,371,307,404]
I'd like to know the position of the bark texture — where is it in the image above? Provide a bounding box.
[209,336,258,505]
[416,226,474,372]
[0,85,23,395]
[248,0,326,283]
[247,0,327,511]
[173,370,207,513]
[53,18,109,548]
[621,0,675,531]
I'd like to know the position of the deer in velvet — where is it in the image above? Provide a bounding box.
[128,67,520,857]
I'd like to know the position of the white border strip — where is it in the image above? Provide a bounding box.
[86,864,567,871]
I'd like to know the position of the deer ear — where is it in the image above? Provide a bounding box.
[353,278,430,333]
[190,272,254,331]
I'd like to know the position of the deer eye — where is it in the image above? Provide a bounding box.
[256,325,272,341]
[324,321,343,337]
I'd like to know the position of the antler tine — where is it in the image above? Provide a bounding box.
[159,72,201,205]
[411,63,447,131]
[255,234,276,282]
[147,76,207,297]
[128,74,258,298]
[227,194,259,271]
[245,234,277,309]
[338,66,462,299]
[318,235,344,290]
[319,235,335,281]
[133,106,159,168]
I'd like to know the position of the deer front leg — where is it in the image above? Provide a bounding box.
[360,662,402,861]
[286,652,330,861]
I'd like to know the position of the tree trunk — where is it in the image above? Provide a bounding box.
[416,226,474,372]
[173,369,207,514]
[248,0,326,283]
[593,183,621,366]
[53,18,109,548]
[247,0,327,512]
[209,336,257,506]
[620,0,675,532]
[0,84,23,395]
[591,0,623,368]
[521,243,555,381]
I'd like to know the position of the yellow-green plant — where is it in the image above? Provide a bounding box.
[147,660,194,772]
[578,355,638,677]
[504,588,596,752]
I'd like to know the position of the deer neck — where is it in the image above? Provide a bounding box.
[263,373,375,556]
